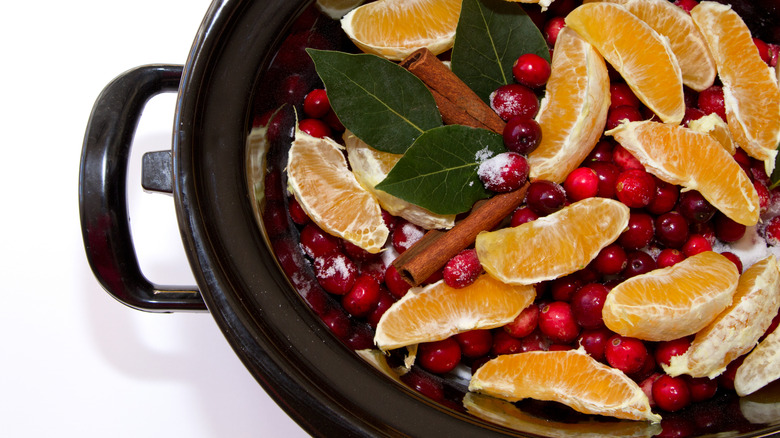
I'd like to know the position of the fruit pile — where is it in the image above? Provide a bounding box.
[250,0,780,432]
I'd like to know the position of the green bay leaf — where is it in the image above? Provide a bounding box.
[307,49,442,154]
[451,0,550,104]
[375,125,506,215]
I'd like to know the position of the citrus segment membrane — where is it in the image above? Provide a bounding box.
[687,113,736,155]
[736,323,780,397]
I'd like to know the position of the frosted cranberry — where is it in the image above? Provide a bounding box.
[755,180,771,215]
[321,307,351,339]
[623,251,657,278]
[677,190,716,223]
[490,84,539,121]
[684,376,718,402]
[615,169,656,208]
[510,206,539,227]
[609,82,640,108]
[655,211,689,248]
[504,304,540,338]
[549,274,582,301]
[571,283,609,330]
[577,327,614,362]
[655,337,691,367]
[653,375,691,412]
[682,234,712,257]
[512,53,551,88]
[492,329,523,355]
[418,338,461,374]
[503,116,542,154]
[303,88,331,118]
[714,213,746,243]
[754,37,772,64]
[384,264,411,299]
[314,252,357,295]
[526,180,566,215]
[455,330,493,358]
[539,302,580,343]
[674,0,698,13]
[298,118,332,139]
[698,85,726,121]
[478,152,530,192]
[401,369,444,402]
[366,288,395,327]
[593,244,627,276]
[606,105,643,130]
[564,167,599,201]
[341,274,381,317]
[585,140,614,163]
[392,220,425,253]
[287,196,310,225]
[519,330,552,352]
[381,210,397,233]
[720,251,743,273]
[682,107,707,127]
[587,161,621,198]
[646,179,679,215]
[612,144,645,171]
[543,16,566,47]
[300,224,341,258]
[620,212,655,250]
[605,335,649,375]
[443,249,482,289]
[657,248,686,268]
[751,158,772,186]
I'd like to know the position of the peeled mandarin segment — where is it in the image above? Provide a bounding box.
[664,255,780,379]
[468,349,661,423]
[340,0,461,61]
[565,2,685,124]
[373,274,535,350]
[736,322,780,397]
[287,129,389,253]
[603,251,740,342]
[344,131,456,230]
[476,198,630,285]
[691,1,780,170]
[606,120,759,226]
[529,27,610,184]
[687,113,736,155]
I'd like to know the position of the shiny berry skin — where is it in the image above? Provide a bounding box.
[646,179,679,215]
[571,283,609,330]
[655,337,691,367]
[384,264,411,299]
[577,327,614,362]
[418,338,461,374]
[606,105,643,130]
[623,251,658,278]
[766,216,780,246]
[684,375,718,403]
[720,251,743,273]
[593,244,627,276]
[620,212,655,250]
[714,213,746,243]
[612,144,644,171]
[443,249,482,289]
[585,140,614,163]
[538,301,580,343]
[478,152,530,192]
[564,167,599,201]
[300,224,341,258]
[504,304,540,338]
[400,369,444,402]
[682,107,707,127]
[609,82,641,108]
[491,329,524,355]
[342,274,381,317]
[512,53,551,88]
[674,0,698,13]
[549,274,582,301]
[519,330,552,352]
[454,330,493,358]
[543,16,566,47]
[656,248,686,268]
[392,220,425,253]
[489,84,539,121]
[682,234,712,257]
[677,190,716,223]
[275,73,310,106]
[587,161,621,199]
[510,206,539,227]
[303,88,331,118]
[698,85,726,121]
[366,288,395,327]
[288,196,310,225]
[653,375,692,412]
[298,118,332,138]
[655,211,689,248]
[314,252,357,295]
[526,180,567,215]
[615,169,656,208]
[503,116,542,154]
[754,37,772,64]
[320,307,351,339]
[605,335,649,375]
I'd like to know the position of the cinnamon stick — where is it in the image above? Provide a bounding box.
[401,48,506,134]
[393,182,530,286]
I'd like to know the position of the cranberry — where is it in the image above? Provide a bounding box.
[571,283,609,329]
[657,248,686,268]
[275,73,311,106]
[300,224,341,258]
[503,116,543,155]
[519,330,552,352]
[538,301,580,343]
[320,307,352,339]
[733,147,751,174]
[674,0,698,13]
[606,105,643,130]
[478,152,530,192]
[698,85,726,121]
[720,251,743,273]
[612,144,645,171]
[491,329,524,355]
[384,264,411,299]
[525,180,567,215]
[504,304,540,338]
[341,274,381,317]
[366,288,395,327]
[510,206,540,227]
[392,220,425,253]
[615,169,656,208]
[655,211,689,248]
[681,107,707,127]
[563,167,599,201]
[620,212,655,250]
[587,161,621,198]
[605,335,649,375]
[512,53,551,89]
[623,251,658,278]
[653,375,692,412]
[646,179,679,215]
[489,84,539,121]
[314,252,358,295]
[454,330,493,358]
[718,355,745,390]
[640,373,662,407]
[381,210,397,233]
[401,369,444,402]
[585,140,614,163]
[610,82,641,108]
[418,338,461,374]
[755,180,771,215]
[288,196,310,225]
[549,274,582,301]
[593,244,628,276]
[754,37,772,64]
[577,327,614,362]
[751,158,772,186]
[767,216,780,246]
[303,88,331,118]
[714,213,746,243]
[684,376,718,402]
[682,234,712,257]
[323,109,345,132]
[543,16,566,47]
[443,249,482,289]
[655,337,692,367]
[677,190,716,223]
[263,201,288,237]
[298,118,333,139]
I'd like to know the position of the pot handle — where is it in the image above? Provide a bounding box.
[79,64,207,313]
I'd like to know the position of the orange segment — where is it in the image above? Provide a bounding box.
[607,120,759,226]
[736,324,780,397]
[603,251,739,342]
[340,0,461,61]
[565,2,685,124]
[529,27,610,183]
[691,2,780,171]
[468,349,661,422]
[687,113,736,155]
[664,255,780,379]
[374,274,535,350]
[476,198,629,285]
[287,129,389,253]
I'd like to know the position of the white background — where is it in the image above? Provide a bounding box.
[2,1,309,436]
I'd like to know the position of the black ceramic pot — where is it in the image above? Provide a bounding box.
[80,0,780,436]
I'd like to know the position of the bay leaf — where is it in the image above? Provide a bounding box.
[375,125,505,215]
[451,0,550,104]
[307,49,442,154]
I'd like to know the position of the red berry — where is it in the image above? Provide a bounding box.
[392,220,425,253]
[519,330,552,352]
[300,224,341,258]
[718,355,746,390]
[366,288,395,327]
[606,105,643,130]
[384,264,411,299]
[593,244,628,276]
[656,248,686,268]
[400,369,444,402]
[418,338,461,374]
[543,17,566,47]
[577,327,614,362]
[620,212,655,250]
[714,213,746,243]
[585,140,614,163]
[490,84,539,121]
[298,118,333,138]
[510,206,540,227]
[682,234,712,257]
[720,251,743,273]
[755,180,771,215]
[605,335,649,375]
[302,88,331,118]
[623,250,658,278]
[478,152,530,192]
[655,211,689,248]
[653,375,692,412]
[491,329,524,355]
[684,375,718,403]
[674,0,698,13]
[570,283,609,330]
[526,180,567,215]
[655,337,692,367]
[275,73,310,106]
[587,161,621,199]
[341,274,381,317]
[677,190,716,223]
[646,179,680,215]
[503,116,542,155]
[611,144,645,171]
[443,249,482,289]
[314,252,357,295]
[754,37,772,65]
[504,304,540,338]
[454,330,493,358]
[681,107,707,127]
[288,196,310,225]
[698,85,726,121]
[564,167,600,201]
[262,201,288,237]
[320,307,351,339]
[512,53,551,88]
[615,169,656,208]
[609,82,640,108]
[549,274,582,301]
[538,301,580,343]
